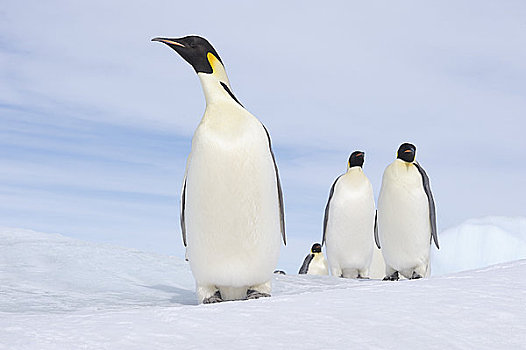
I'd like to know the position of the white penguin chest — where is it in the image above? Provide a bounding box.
[308,254,329,275]
[328,170,375,237]
[184,102,281,267]
[331,170,374,213]
[378,161,431,262]
[190,104,272,181]
[380,162,427,208]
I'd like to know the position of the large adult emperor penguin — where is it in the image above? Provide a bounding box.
[376,143,439,280]
[322,151,376,278]
[152,35,286,303]
[298,243,329,275]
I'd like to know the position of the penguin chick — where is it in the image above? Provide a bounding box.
[299,243,329,275]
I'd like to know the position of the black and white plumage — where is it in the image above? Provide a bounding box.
[376,143,439,280]
[323,151,376,278]
[298,243,328,275]
[153,35,286,303]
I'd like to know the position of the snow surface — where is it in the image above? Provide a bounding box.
[431,216,526,275]
[1,222,526,349]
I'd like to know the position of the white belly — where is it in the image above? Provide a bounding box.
[325,170,375,272]
[185,105,281,288]
[307,254,329,275]
[377,161,431,272]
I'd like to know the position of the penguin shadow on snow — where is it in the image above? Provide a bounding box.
[141,284,198,305]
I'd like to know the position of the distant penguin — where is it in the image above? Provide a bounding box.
[298,243,329,275]
[376,143,439,280]
[152,35,286,303]
[322,151,376,278]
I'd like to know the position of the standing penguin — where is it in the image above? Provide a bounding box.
[152,36,286,303]
[322,151,376,278]
[376,143,439,280]
[298,243,329,275]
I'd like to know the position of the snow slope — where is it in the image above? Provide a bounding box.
[0,227,195,313]
[1,226,526,349]
[431,216,526,275]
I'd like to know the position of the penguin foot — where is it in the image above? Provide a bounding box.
[410,271,422,280]
[247,289,271,300]
[202,291,223,304]
[383,271,399,281]
[357,275,370,280]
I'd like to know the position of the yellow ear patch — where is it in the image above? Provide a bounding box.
[207,52,220,74]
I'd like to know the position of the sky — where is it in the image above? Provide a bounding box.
[1,1,525,272]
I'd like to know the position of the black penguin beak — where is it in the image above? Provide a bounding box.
[151,37,185,47]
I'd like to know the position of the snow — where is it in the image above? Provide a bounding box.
[431,216,526,275]
[1,219,526,349]
[0,228,195,313]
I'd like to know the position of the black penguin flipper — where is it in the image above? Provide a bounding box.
[374,210,381,249]
[414,162,439,249]
[298,254,314,274]
[261,123,286,245]
[180,176,187,247]
[322,176,342,246]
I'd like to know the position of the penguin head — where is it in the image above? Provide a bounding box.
[311,243,322,253]
[348,151,365,168]
[152,35,223,74]
[397,143,416,163]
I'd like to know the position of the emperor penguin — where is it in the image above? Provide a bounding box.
[322,151,376,278]
[152,36,286,303]
[376,143,439,280]
[298,243,329,275]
